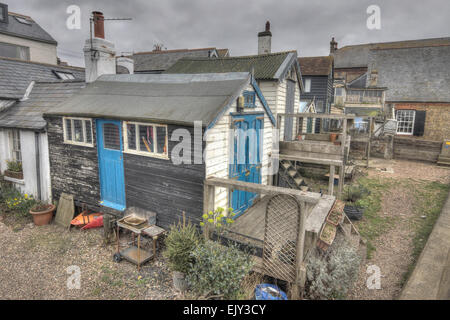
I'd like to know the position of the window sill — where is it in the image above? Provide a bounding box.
[124,150,169,160]
[63,141,94,148]
[4,175,25,185]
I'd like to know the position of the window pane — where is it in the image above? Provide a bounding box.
[127,124,136,150]
[304,78,311,92]
[11,130,22,162]
[65,119,72,141]
[156,126,167,154]
[103,123,120,150]
[73,119,84,142]
[85,120,92,144]
[139,125,154,153]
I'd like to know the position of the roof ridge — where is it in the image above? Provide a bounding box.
[179,50,295,61]
[8,11,33,20]
[134,47,218,55]
[338,36,450,50]
[0,56,84,71]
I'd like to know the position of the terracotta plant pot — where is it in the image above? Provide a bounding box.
[4,170,23,180]
[30,204,56,226]
[329,133,339,143]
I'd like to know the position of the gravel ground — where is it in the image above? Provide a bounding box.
[0,220,180,300]
[347,160,449,300]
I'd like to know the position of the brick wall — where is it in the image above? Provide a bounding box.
[395,102,450,141]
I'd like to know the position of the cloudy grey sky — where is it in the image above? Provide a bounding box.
[7,0,450,67]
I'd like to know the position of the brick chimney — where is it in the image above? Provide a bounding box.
[330,37,338,55]
[83,11,116,83]
[258,21,272,55]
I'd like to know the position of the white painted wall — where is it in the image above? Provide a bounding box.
[84,37,116,83]
[204,84,274,211]
[0,129,51,201]
[0,33,57,65]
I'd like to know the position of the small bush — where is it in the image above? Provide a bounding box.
[164,218,201,274]
[305,241,360,300]
[6,160,22,173]
[4,190,37,217]
[187,241,253,299]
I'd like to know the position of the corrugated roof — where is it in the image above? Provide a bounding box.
[367,45,450,103]
[0,11,57,44]
[165,51,297,80]
[334,37,450,69]
[298,56,333,76]
[133,48,221,73]
[0,57,85,99]
[0,81,86,130]
[45,73,251,127]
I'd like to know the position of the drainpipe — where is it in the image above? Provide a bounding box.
[35,132,41,201]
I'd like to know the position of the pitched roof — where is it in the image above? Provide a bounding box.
[216,48,230,57]
[0,81,86,130]
[0,11,57,45]
[0,57,85,99]
[45,73,252,127]
[132,47,220,73]
[165,51,299,81]
[334,37,450,69]
[367,45,450,103]
[298,56,333,76]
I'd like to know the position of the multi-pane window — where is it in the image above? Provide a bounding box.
[9,129,21,163]
[0,42,30,60]
[124,122,168,158]
[243,91,256,108]
[54,71,75,80]
[396,110,415,135]
[63,117,94,146]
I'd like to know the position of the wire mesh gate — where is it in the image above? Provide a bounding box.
[263,194,301,283]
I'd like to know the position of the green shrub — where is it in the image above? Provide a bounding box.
[6,160,22,173]
[187,241,253,299]
[4,189,37,217]
[164,218,201,274]
[305,241,360,300]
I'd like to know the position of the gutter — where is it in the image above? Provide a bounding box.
[35,132,41,201]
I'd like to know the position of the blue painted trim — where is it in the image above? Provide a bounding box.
[243,90,256,108]
[251,77,276,126]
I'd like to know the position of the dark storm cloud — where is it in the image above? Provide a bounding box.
[6,0,450,67]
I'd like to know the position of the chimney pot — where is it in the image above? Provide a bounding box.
[93,11,105,39]
[330,37,338,55]
[265,21,270,32]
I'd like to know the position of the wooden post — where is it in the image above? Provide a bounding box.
[293,200,307,299]
[366,117,373,168]
[338,164,345,196]
[203,184,215,240]
[328,165,335,195]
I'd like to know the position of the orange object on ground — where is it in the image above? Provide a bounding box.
[81,215,103,230]
[71,211,102,227]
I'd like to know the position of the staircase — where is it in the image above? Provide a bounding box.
[279,160,309,191]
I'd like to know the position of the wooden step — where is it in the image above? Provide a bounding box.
[288,169,297,177]
[281,161,292,170]
[300,186,309,192]
[294,177,304,186]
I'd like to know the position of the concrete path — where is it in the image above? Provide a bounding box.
[400,192,450,300]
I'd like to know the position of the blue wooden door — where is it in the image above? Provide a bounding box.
[97,119,126,211]
[230,114,263,217]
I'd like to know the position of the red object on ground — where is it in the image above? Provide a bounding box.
[71,211,102,227]
[81,215,103,230]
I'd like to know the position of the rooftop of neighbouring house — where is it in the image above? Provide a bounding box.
[0,80,86,130]
[132,47,229,73]
[44,72,255,127]
[333,37,450,69]
[367,44,450,103]
[165,51,301,82]
[0,57,85,99]
[0,6,57,45]
[298,56,333,76]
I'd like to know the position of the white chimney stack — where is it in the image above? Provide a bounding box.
[83,11,116,83]
[258,21,272,55]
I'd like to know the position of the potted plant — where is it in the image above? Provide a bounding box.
[329,133,339,143]
[164,217,201,292]
[4,160,23,180]
[29,201,56,226]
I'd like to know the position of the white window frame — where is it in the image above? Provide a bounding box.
[304,78,311,93]
[63,117,94,147]
[8,129,22,163]
[123,121,169,160]
[396,110,415,135]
